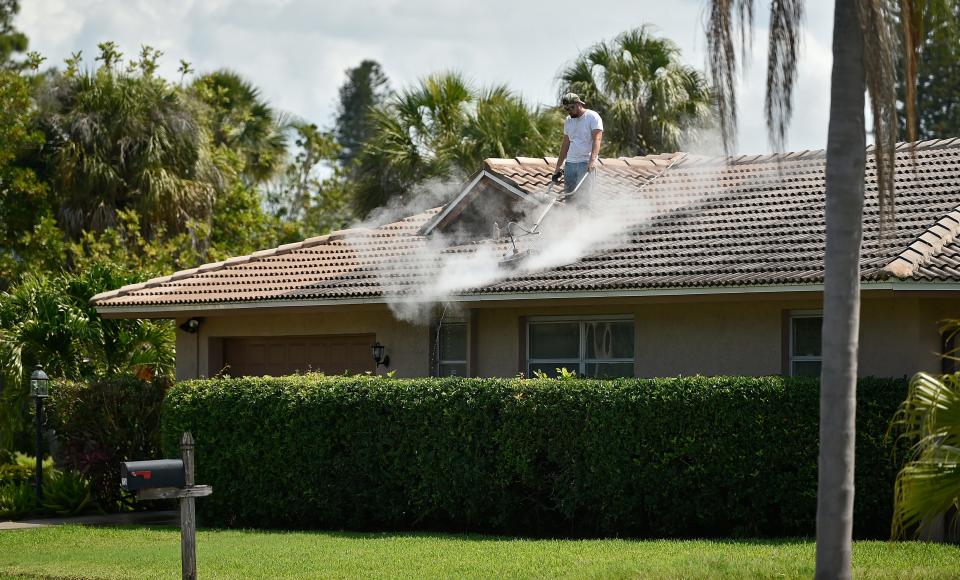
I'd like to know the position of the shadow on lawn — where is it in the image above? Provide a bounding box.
[168,525,817,546]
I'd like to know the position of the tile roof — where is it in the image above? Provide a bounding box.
[93,138,960,310]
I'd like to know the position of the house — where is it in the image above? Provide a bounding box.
[91,139,960,380]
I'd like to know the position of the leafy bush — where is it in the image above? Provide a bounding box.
[162,375,906,538]
[0,264,174,452]
[0,482,36,519]
[0,463,33,486]
[0,453,54,488]
[41,470,92,516]
[49,377,167,510]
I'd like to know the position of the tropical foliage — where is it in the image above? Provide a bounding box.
[559,26,714,156]
[354,72,563,215]
[0,264,173,451]
[191,69,288,186]
[889,371,960,538]
[37,43,224,240]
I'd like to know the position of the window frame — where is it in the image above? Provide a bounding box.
[789,310,823,377]
[526,315,635,378]
[434,321,469,377]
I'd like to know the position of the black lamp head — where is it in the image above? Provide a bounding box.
[30,364,49,398]
[371,342,390,368]
[179,318,201,333]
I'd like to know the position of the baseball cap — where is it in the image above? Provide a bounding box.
[560,92,585,107]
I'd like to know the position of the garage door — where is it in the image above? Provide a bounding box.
[221,334,375,377]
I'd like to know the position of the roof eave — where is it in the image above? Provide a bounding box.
[93,279,960,319]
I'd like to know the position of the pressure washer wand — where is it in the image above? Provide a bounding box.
[498,171,593,267]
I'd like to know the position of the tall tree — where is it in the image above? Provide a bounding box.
[0,0,27,68]
[334,60,391,168]
[0,64,50,288]
[37,43,224,240]
[703,0,950,576]
[559,27,714,157]
[896,0,960,139]
[191,69,288,187]
[267,122,353,237]
[354,72,562,216]
[454,85,563,171]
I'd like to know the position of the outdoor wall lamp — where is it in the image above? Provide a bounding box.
[371,342,390,368]
[179,317,201,333]
[29,364,49,500]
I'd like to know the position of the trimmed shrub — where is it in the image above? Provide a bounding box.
[49,377,167,510]
[161,375,906,538]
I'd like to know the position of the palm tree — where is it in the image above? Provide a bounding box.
[39,44,224,240]
[702,0,951,576]
[559,26,714,157]
[354,73,562,216]
[889,371,960,539]
[191,69,289,186]
[454,85,563,170]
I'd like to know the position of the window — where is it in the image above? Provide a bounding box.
[436,323,467,376]
[527,317,634,378]
[790,313,822,377]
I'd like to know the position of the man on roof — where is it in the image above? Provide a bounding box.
[552,92,603,197]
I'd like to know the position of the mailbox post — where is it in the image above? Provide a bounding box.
[180,432,197,580]
[121,432,211,580]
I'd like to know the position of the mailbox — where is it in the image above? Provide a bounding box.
[120,459,186,491]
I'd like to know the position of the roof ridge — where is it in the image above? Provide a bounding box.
[482,139,960,171]
[702,137,960,166]
[88,226,376,305]
[883,204,960,278]
[483,152,684,169]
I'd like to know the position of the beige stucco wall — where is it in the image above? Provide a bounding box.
[174,295,960,381]
[472,295,958,378]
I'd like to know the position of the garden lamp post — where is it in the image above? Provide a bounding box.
[30,364,48,500]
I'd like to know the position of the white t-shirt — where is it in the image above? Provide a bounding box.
[563,109,603,163]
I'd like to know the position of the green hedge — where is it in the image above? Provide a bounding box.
[161,375,906,538]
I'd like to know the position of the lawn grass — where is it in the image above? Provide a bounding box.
[0,525,958,579]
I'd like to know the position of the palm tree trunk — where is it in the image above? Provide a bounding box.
[816,0,865,578]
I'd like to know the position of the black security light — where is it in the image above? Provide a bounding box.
[179,318,201,333]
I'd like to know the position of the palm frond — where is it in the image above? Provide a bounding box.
[765,0,803,152]
[890,371,960,538]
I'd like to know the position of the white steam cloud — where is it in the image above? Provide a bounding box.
[341,158,732,325]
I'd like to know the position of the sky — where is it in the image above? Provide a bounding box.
[19,0,836,156]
